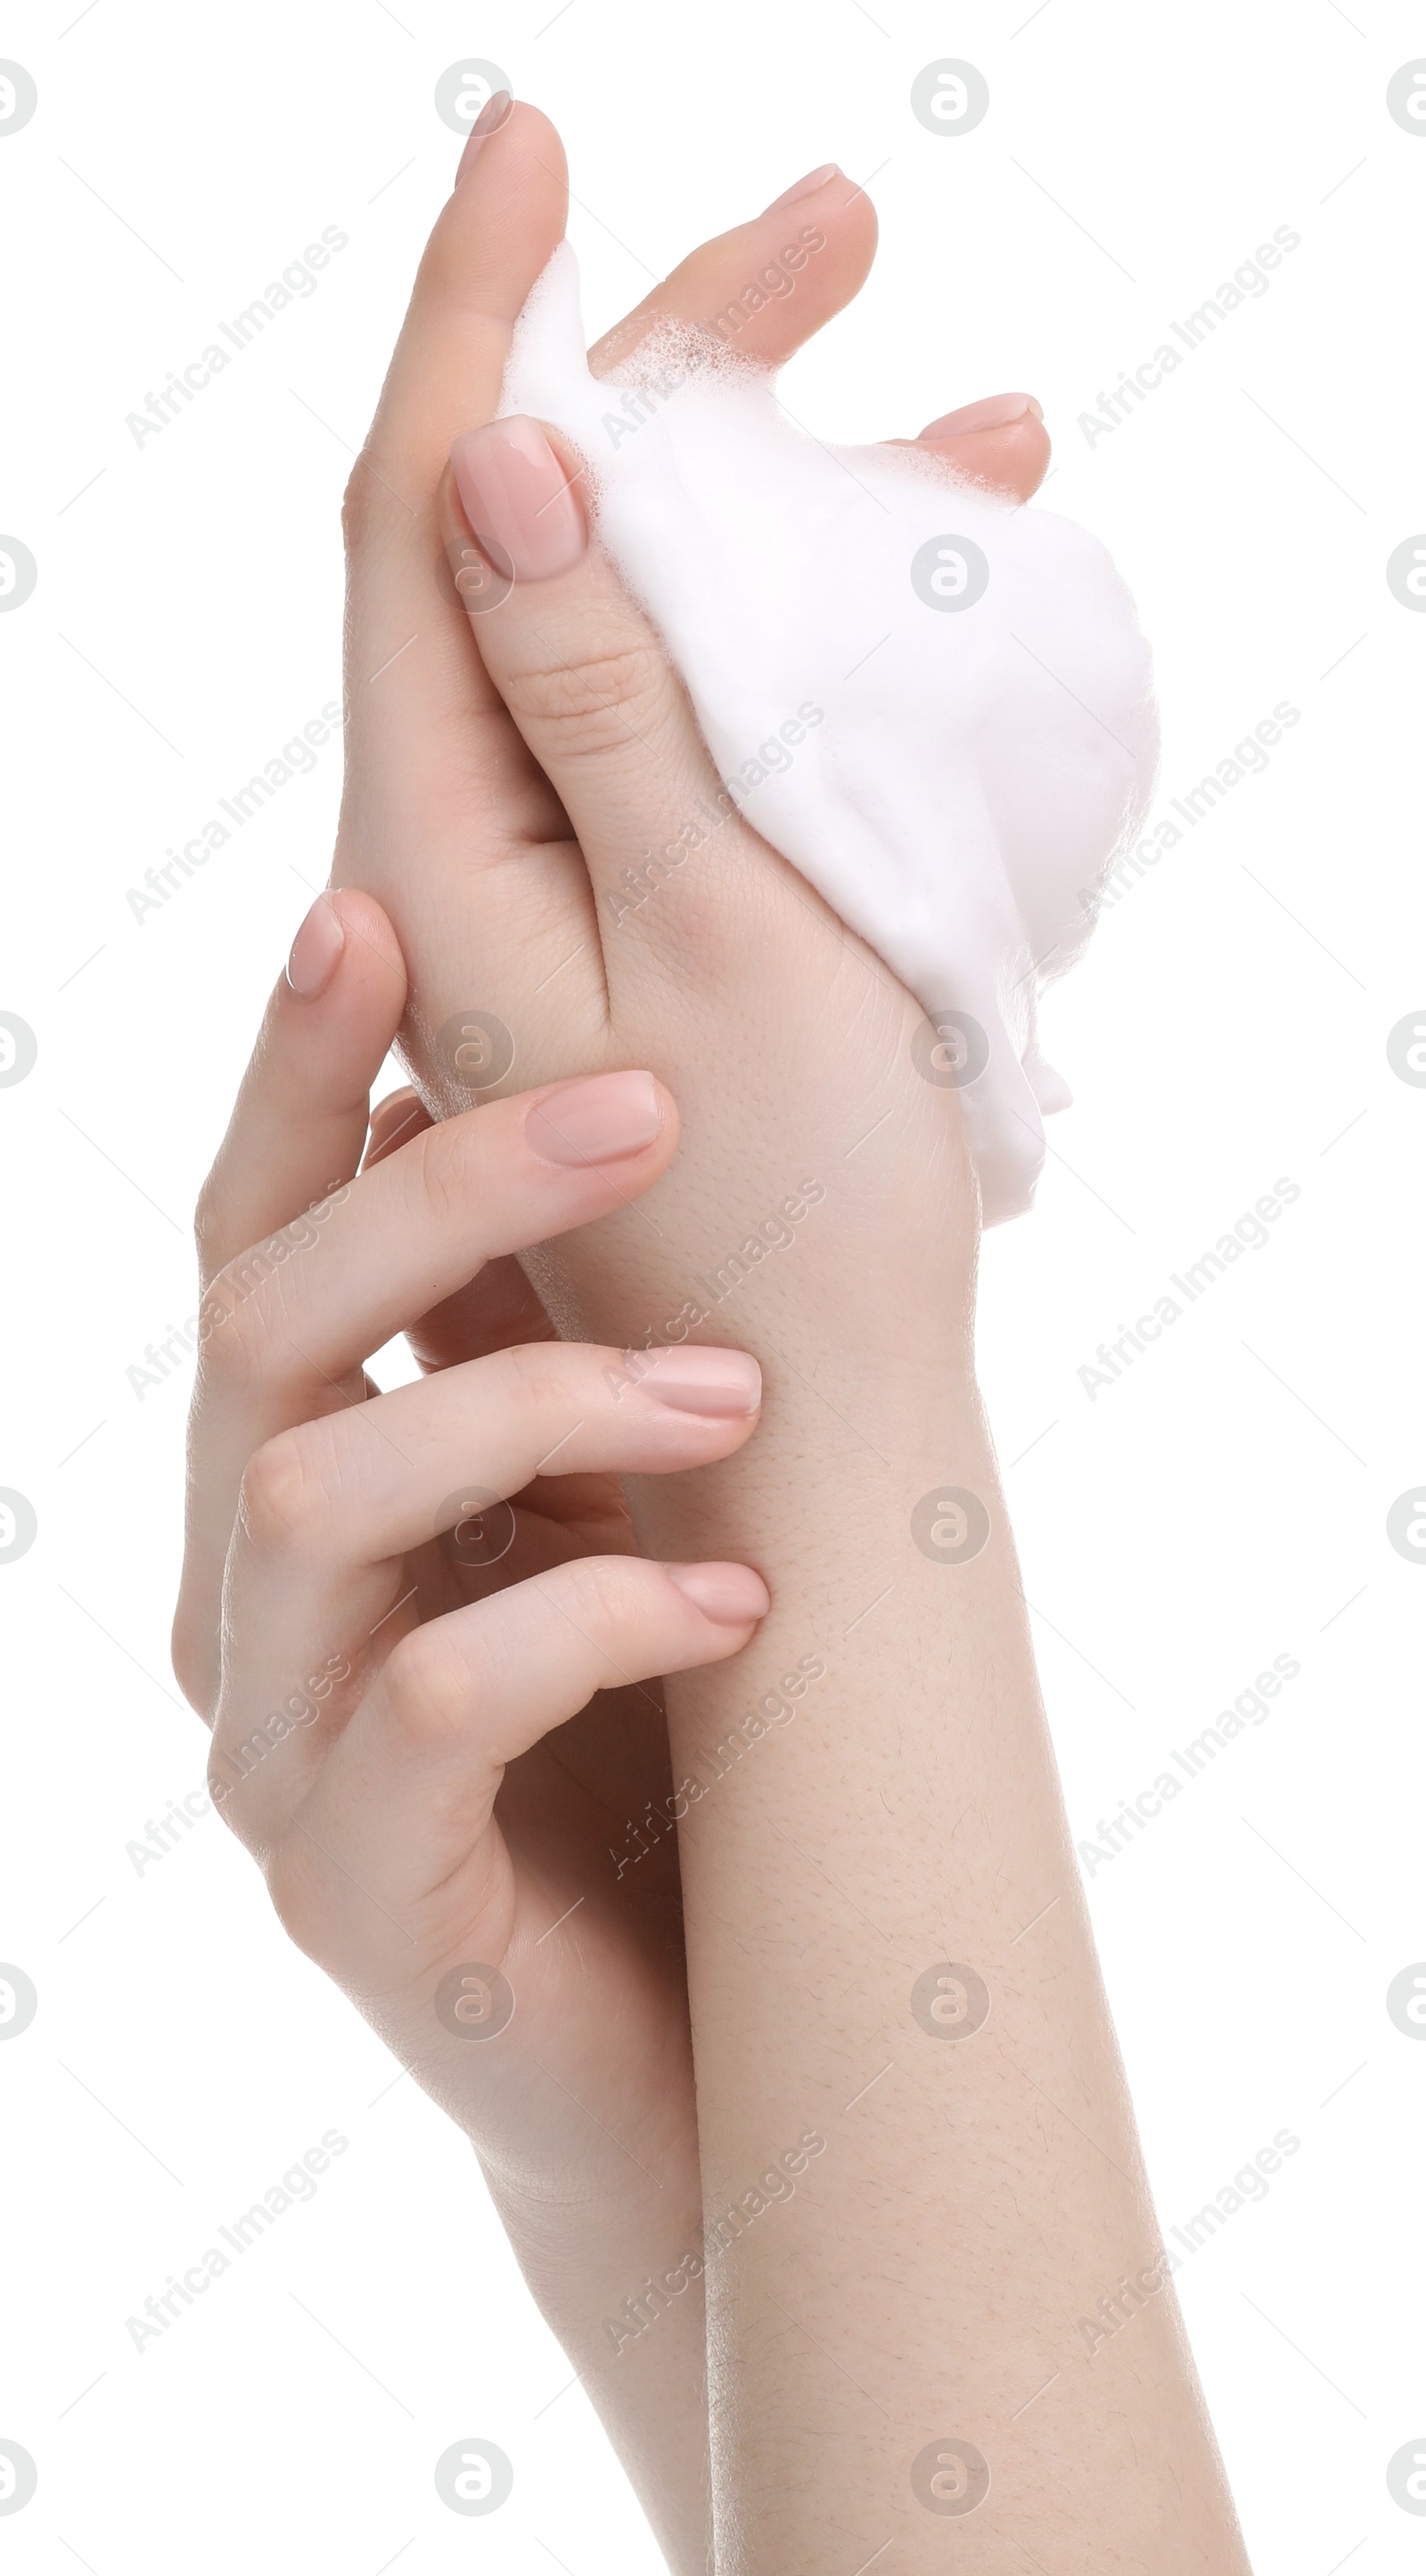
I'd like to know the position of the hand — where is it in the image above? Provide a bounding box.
[327,111,1250,2576]
[174,890,768,2568]
[337,116,1013,1473]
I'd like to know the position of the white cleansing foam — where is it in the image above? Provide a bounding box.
[500,243,1159,1221]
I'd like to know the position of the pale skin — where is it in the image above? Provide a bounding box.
[177,97,1252,2576]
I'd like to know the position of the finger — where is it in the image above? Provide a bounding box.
[262,1555,770,1983]
[587,170,1045,503]
[362,1085,430,1168]
[176,1071,677,1713]
[213,1341,764,1829]
[196,891,406,1279]
[338,105,604,1047]
[897,392,1052,504]
[442,424,780,996]
[588,165,876,376]
[203,1071,676,1409]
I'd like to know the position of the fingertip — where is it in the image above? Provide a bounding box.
[911,412,1053,504]
[430,99,568,302]
[277,888,408,1062]
[663,1562,771,1628]
[364,1086,431,1169]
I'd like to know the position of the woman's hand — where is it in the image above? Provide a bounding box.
[174,890,768,2571]
[324,110,1252,2576]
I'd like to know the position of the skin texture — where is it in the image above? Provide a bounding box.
[185,106,1251,2576]
[176,894,772,2567]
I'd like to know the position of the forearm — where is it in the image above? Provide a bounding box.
[634,1365,1250,2574]
[481,2156,713,2574]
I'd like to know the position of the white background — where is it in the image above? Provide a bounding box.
[3,2,1423,2568]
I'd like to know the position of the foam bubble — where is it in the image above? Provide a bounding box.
[502,243,1159,1221]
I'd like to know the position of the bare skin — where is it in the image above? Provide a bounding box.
[184,101,1251,2576]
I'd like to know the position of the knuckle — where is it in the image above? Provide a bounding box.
[493,1340,575,1416]
[413,1114,484,1235]
[194,1266,272,1390]
[504,617,671,762]
[238,1427,330,1557]
[553,1554,652,1648]
[381,1630,474,1760]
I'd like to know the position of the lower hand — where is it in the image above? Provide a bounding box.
[175,891,768,2567]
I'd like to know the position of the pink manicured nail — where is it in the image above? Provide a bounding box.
[920,392,1044,439]
[450,417,586,584]
[525,1071,661,1168]
[762,162,840,214]
[286,893,345,997]
[664,1563,771,1626]
[641,1349,763,1419]
[455,87,512,182]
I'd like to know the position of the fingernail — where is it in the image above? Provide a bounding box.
[455,87,512,182]
[526,1071,661,1168]
[286,893,345,997]
[920,392,1044,439]
[664,1563,771,1626]
[450,416,586,584]
[640,1349,763,1419]
[762,162,840,215]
